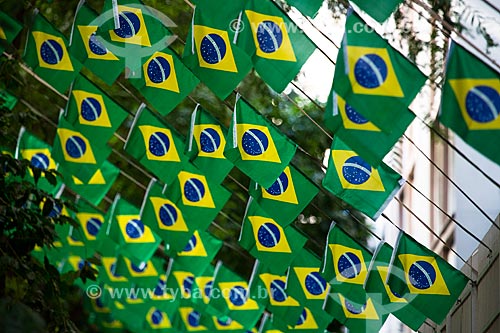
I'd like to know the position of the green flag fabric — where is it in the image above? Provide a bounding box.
[350,0,403,23]
[364,242,427,331]
[285,248,329,312]
[186,105,234,184]
[15,127,63,195]
[225,96,297,188]
[334,11,424,134]
[323,292,387,333]
[239,199,307,274]
[0,10,23,52]
[69,3,124,85]
[324,89,405,167]
[124,106,188,185]
[237,0,317,93]
[248,164,318,227]
[128,44,199,116]
[52,114,112,183]
[286,0,323,18]
[320,222,372,304]
[65,159,120,206]
[439,42,500,166]
[66,75,129,143]
[209,263,265,330]
[387,231,469,325]
[23,12,82,93]
[322,137,404,220]
[182,4,252,99]
[105,195,162,265]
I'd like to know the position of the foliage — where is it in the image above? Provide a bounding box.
[0,151,96,332]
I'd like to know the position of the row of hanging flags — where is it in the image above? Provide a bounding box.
[0,0,492,331]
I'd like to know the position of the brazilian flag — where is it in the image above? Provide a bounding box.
[186,105,233,184]
[69,3,124,85]
[23,12,82,93]
[208,263,265,330]
[350,0,403,23]
[322,137,404,220]
[162,163,232,242]
[114,255,164,287]
[105,194,162,265]
[164,259,197,304]
[175,306,213,332]
[71,199,106,252]
[320,222,372,304]
[65,75,129,144]
[64,159,120,206]
[323,292,387,333]
[285,248,329,312]
[439,42,500,167]
[128,44,199,116]
[239,199,307,274]
[248,164,318,227]
[238,0,316,93]
[333,11,424,134]
[142,305,176,332]
[189,264,218,314]
[15,127,63,195]
[96,0,172,63]
[364,242,427,331]
[324,89,406,167]
[0,10,22,53]
[248,260,302,323]
[52,115,112,183]
[124,106,188,185]
[387,231,469,325]
[182,1,252,99]
[173,230,223,276]
[140,179,194,253]
[225,96,297,188]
